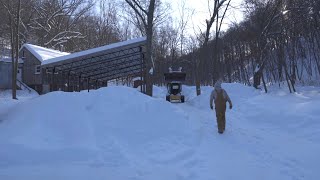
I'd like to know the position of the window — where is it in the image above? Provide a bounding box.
[172,85,179,90]
[46,68,52,74]
[46,68,59,74]
[35,65,41,74]
[21,51,26,63]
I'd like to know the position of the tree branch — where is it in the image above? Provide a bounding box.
[125,0,147,28]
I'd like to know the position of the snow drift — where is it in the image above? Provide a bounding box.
[0,86,202,179]
[0,83,320,179]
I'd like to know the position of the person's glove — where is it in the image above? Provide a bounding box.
[229,104,232,109]
[210,106,213,110]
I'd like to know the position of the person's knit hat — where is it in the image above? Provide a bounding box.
[214,80,222,90]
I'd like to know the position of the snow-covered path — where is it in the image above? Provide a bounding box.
[0,84,319,179]
[155,84,320,179]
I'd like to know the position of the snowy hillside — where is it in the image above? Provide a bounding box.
[0,84,319,179]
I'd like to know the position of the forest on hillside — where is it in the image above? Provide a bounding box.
[1,0,319,94]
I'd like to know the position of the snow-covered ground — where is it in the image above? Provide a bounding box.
[0,84,319,179]
[0,89,38,121]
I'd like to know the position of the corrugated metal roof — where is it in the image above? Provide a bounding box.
[41,37,147,82]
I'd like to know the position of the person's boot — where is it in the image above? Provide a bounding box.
[218,130,224,134]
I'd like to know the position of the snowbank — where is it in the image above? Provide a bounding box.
[0,83,319,179]
[0,86,201,179]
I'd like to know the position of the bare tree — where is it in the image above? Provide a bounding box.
[195,0,231,95]
[30,0,94,50]
[97,0,121,45]
[171,0,320,91]
[0,0,21,99]
[176,0,194,55]
[124,0,157,96]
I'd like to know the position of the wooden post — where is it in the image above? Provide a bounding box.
[52,67,55,91]
[67,71,70,92]
[78,75,81,92]
[140,49,144,93]
[87,78,90,92]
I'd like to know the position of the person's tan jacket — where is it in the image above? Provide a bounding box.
[210,89,232,109]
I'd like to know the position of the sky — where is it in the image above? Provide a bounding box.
[166,0,245,36]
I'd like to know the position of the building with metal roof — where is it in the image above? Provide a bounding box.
[39,37,147,94]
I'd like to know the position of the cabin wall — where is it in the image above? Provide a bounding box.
[20,47,42,93]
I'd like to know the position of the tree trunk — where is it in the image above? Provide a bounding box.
[261,72,268,93]
[144,0,155,96]
[13,0,21,99]
[253,70,261,89]
[10,20,16,99]
[8,4,17,100]
[144,31,153,96]
[195,61,201,95]
[285,71,292,93]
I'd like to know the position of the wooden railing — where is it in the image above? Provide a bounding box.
[16,79,32,93]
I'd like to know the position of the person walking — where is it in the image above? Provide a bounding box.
[210,81,233,134]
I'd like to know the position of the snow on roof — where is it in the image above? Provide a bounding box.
[42,37,146,66]
[0,56,23,63]
[21,44,70,62]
